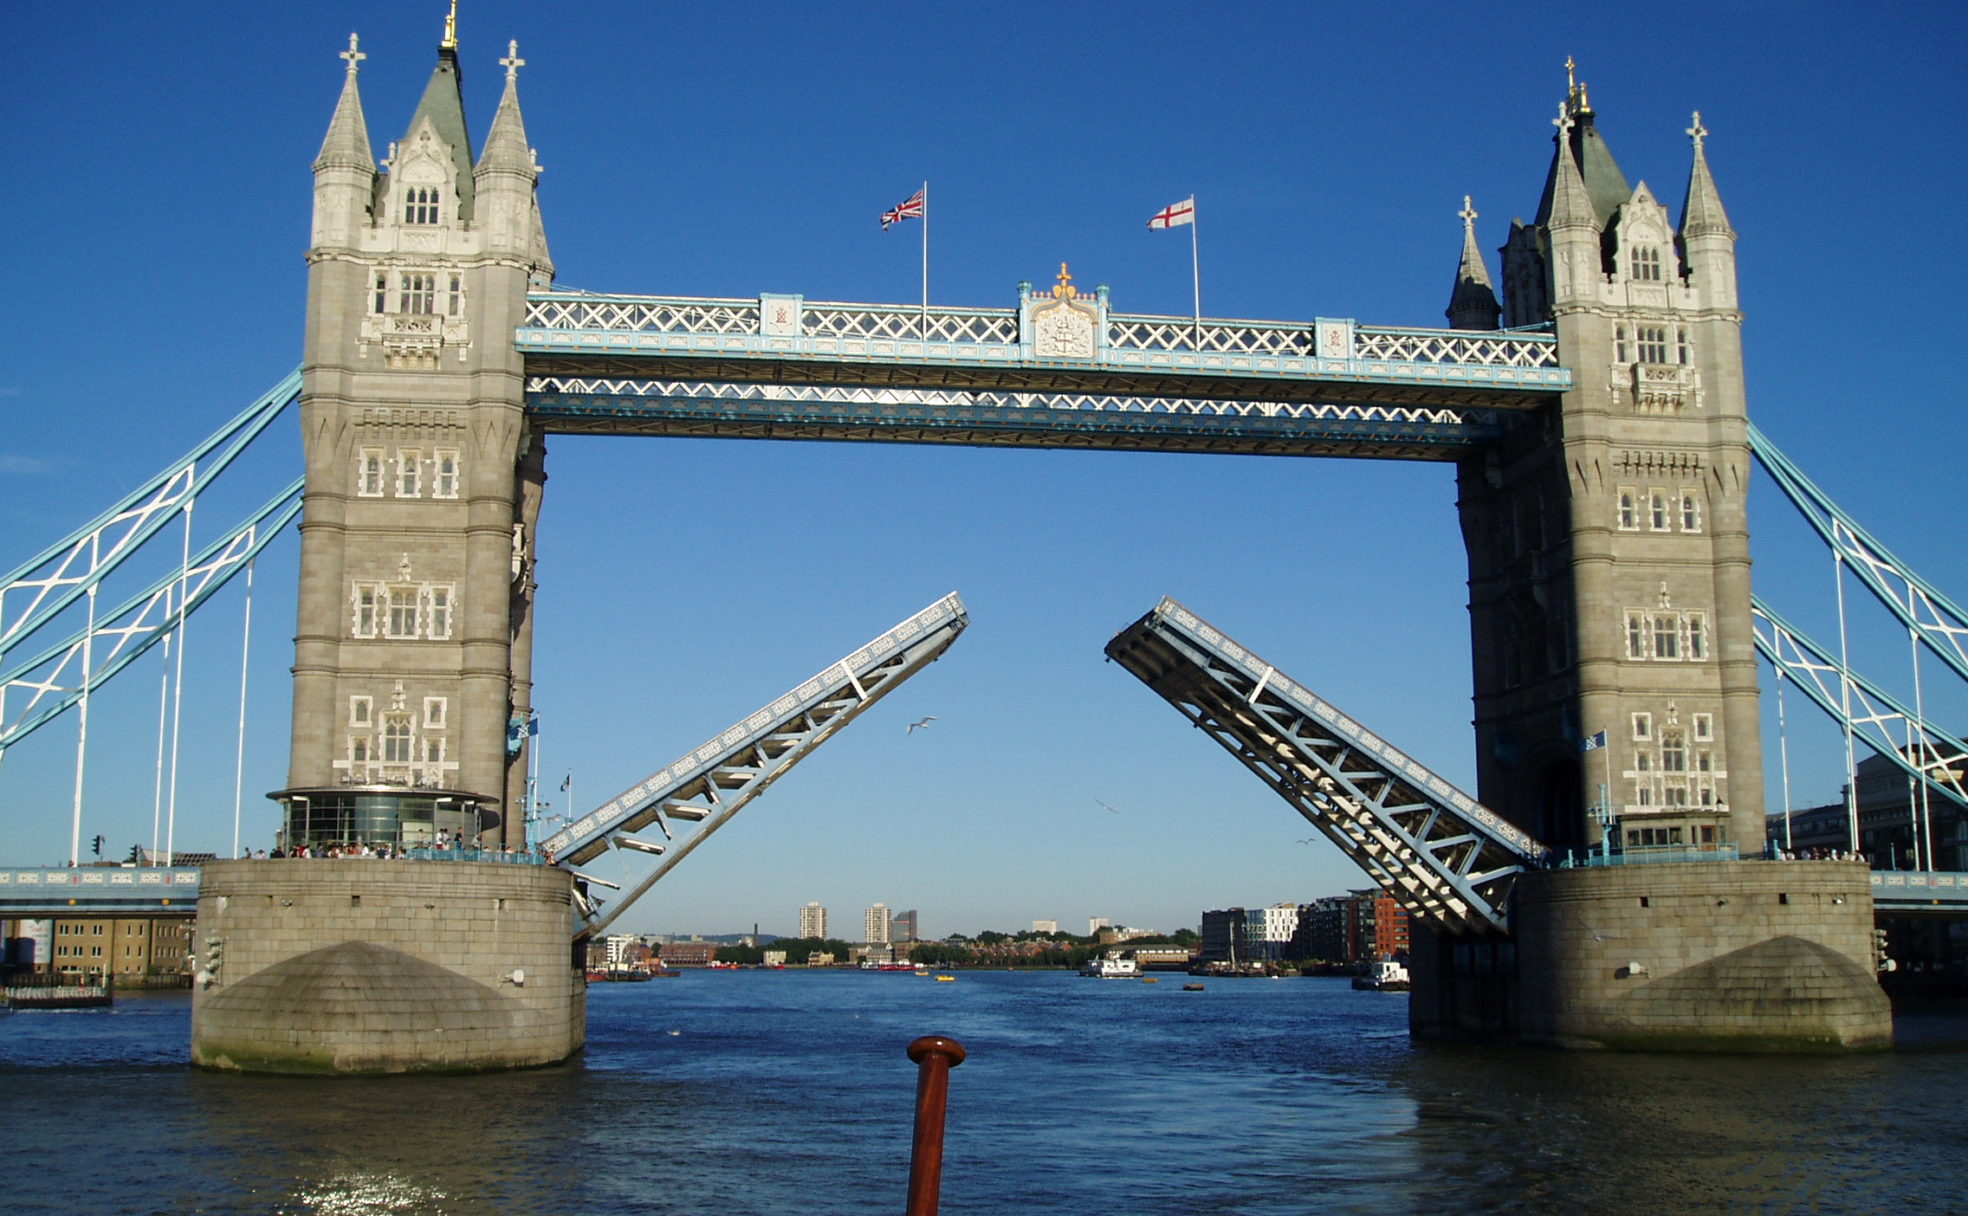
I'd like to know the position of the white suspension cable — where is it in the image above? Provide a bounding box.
[165,500,194,864]
[232,559,255,859]
[1908,615,1931,872]
[1834,552,1859,854]
[69,578,97,867]
[151,624,171,863]
[1776,669,1794,854]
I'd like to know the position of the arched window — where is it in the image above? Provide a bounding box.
[404,187,441,225]
[1631,246,1662,282]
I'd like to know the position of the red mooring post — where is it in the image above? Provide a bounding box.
[904,1034,967,1216]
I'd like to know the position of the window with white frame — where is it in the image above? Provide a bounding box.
[1616,488,1638,530]
[1632,712,1652,740]
[1686,615,1708,660]
[1680,491,1702,532]
[353,586,379,638]
[1652,614,1681,659]
[396,449,422,498]
[433,450,460,498]
[1676,327,1691,365]
[423,735,445,768]
[373,271,389,314]
[1626,612,1647,660]
[398,272,436,315]
[1632,246,1663,282]
[1693,713,1714,742]
[1614,324,1628,363]
[349,696,373,728]
[425,586,452,639]
[1661,732,1687,773]
[1623,610,1710,661]
[387,587,419,638]
[358,449,385,497]
[1637,325,1669,364]
[381,716,413,764]
[1649,490,1670,531]
[423,697,447,730]
[350,735,372,768]
[404,186,440,225]
[447,273,464,316]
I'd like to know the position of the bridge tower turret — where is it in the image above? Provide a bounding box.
[279,21,553,850]
[1460,70,1763,859]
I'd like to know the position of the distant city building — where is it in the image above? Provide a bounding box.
[798,901,827,939]
[602,934,639,968]
[1766,742,1968,870]
[660,941,717,967]
[1245,903,1302,961]
[1088,916,1111,935]
[865,903,892,945]
[35,915,193,981]
[1032,919,1059,935]
[1290,891,1410,965]
[893,908,919,942]
[1199,908,1247,963]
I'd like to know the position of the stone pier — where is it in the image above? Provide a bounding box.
[190,860,585,1074]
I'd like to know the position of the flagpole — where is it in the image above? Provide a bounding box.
[920,180,929,341]
[1190,195,1202,348]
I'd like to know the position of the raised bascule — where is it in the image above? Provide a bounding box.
[20,20,1959,1066]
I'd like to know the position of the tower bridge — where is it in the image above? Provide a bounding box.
[14,18,1961,1066]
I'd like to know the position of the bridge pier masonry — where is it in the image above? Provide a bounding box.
[1420,82,1890,1048]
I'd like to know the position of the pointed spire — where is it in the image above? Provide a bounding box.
[477,40,535,175]
[1447,196,1501,330]
[402,33,476,220]
[1680,111,1735,240]
[1534,58,1630,228]
[1545,104,1597,232]
[314,33,375,172]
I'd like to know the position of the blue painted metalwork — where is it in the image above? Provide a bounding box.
[1106,597,1548,933]
[543,594,970,935]
[0,866,200,916]
[0,480,303,752]
[1751,598,1968,814]
[1751,422,1968,686]
[1870,870,1968,911]
[515,292,1570,411]
[0,371,299,658]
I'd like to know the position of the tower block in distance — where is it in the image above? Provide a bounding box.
[277,29,553,848]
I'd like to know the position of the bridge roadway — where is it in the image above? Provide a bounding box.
[515,291,1570,460]
[7,863,1963,918]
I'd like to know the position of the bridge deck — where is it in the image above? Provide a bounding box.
[0,867,200,916]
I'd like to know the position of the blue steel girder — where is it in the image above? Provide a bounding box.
[0,865,201,917]
[1106,598,1548,934]
[515,293,1570,422]
[525,378,1504,460]
[0,482,303,754]
[1870,871,1968,912]
[545,594,969,936]
[1752,598,1968,814]
[1751,423,1968,687]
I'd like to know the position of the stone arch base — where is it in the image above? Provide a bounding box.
[1411,860,1893,1051]
[191,860,585,1074]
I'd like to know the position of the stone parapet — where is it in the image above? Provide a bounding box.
[190,859,585,1074]
[1413,860,1892,1051]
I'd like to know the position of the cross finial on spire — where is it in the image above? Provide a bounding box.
[340,32,366,75]
[1687,110,1709,151]
[501,39,525,81]
[1565,55,1577,99]
[442,0,459,50]
[1553,100,1575,138]
[1459,195,1479,230]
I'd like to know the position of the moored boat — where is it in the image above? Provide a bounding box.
[1351,959,1411,992]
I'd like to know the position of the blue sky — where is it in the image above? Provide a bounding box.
[3,3,1964,937]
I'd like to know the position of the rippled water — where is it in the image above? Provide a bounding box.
[3,973,1966,1214]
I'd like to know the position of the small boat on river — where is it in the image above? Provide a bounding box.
[1352,959,1411,992]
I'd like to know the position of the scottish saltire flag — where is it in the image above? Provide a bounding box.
[1580,731,1607,751]
[1148,196,1195,229]
[881,187,925,229]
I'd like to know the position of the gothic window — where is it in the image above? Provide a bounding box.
[1632,712,1652,740]
[1676,327,1691,365]
[447,274,464,317]
[349,696,373,728]
[433,450,460,498]
[1693,713,1714,742]
[404,187,441,225]
[353,585,379,638]
[1614,325,1628,363]
[1617,488,1638,530]
[1664,786,1689,807]
[1632,246,1662,282]
[425,586,452,639]
[423,697,447,730]
[396,449,422,498]
[398,272,436,315]
[358,449,384,497]
[1686,614,1708,660]
[1650,491,1669,531]
[1626,612,1647,660]
[1653,614,1681,659]
[1680,491,1702,532]
[350,735,372,771]
[381,716,413,764]
[1662,732,1687,773]
[423,736,446,768]
[387,587,419,638]
[373,272,389,314]
[1637,326,1668,364]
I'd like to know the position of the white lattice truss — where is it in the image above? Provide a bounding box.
[0,372,299,659]
[543,594,969,937]
[528,378,1492,428]
[1752,598,1968,814]
[0,482,303,753]
[1107,598,1547,934]
[522,294,1561,368]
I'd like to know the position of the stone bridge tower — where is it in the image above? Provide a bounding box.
[276,25,552,848]
[1453,74,1764,859]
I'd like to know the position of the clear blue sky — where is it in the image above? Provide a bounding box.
[3,3,1964,937]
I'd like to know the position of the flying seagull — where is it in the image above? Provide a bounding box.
[1095,799,1121,815]
[906,716,939,734]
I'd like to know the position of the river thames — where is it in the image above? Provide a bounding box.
[3,971,1966,1214]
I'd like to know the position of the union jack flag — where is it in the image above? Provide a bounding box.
[881,187,925,230]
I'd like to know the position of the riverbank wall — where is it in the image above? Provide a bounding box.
[190,859,584,1074]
